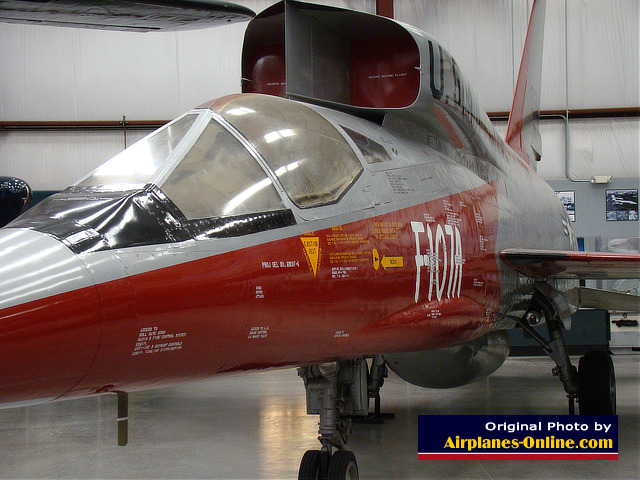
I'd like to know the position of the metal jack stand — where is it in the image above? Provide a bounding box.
[353,355,395,424]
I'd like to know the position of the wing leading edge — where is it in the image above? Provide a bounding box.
[500,249,640,280]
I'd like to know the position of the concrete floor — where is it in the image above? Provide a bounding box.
[0,355,638,480]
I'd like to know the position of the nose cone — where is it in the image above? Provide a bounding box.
[0,229,102,406]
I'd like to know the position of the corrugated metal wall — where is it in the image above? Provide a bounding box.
[0,0,637,189]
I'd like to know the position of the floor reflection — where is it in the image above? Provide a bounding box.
[0,356,637,479]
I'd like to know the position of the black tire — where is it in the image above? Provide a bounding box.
[327,450,359,480]
[578,350,616,415]
[299,450,322,480]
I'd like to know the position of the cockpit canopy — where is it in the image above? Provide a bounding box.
[78,94,363,220]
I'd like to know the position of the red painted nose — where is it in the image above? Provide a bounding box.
[0,229,102,407]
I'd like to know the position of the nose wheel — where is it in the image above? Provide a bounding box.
[299,449,359,480]
[298,360,372,480]
[298,450,323,480]
[327,450,359,479]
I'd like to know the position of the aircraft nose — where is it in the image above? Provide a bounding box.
[0,228,102,407]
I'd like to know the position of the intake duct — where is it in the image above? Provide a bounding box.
[383,330,510,389]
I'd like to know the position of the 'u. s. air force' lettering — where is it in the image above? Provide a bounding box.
[411,221,463,303]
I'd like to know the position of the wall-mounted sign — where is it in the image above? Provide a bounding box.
[556,191,576,222]
[606,189,638,221]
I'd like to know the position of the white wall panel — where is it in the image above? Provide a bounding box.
[395,0,518,112]
[395,0,639,111]
[496,118,640,181]
[0,0,376,121]
[567,0,639,108]
[0,24,247,121]
[564,118,640,180]
[0,129,150,189]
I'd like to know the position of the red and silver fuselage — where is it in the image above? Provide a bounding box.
[0,91,573,407]
[0,0,573,408]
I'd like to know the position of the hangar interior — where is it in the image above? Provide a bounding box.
[1,0,637,346]
[0,0,638,479]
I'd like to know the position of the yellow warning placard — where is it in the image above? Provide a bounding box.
[373,248,403,271]
[381,256,404,269]
[301,237,320,276]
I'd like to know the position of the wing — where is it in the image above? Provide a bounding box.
[500,249,640,279]
[500,249,640,312]
[0,0,255,32]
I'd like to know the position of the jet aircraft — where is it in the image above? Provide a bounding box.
[1,1,639,479]
[610,194,638,207]
[0,176,32,227]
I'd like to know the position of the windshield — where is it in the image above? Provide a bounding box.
[160,118,284,220]
[214,94,363,208]
[77,114,198,189]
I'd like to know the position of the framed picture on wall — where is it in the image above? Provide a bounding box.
[555,191,576,222]
[606,189,639,221]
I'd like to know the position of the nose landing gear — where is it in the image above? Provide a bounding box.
[298,358,375,480]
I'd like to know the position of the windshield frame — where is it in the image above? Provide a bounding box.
[211,95,365,210]
[73,112,208,191]
[151,109,289,212]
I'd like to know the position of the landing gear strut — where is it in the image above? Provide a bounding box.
[516,283,616,415]
[298,359,373,480]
